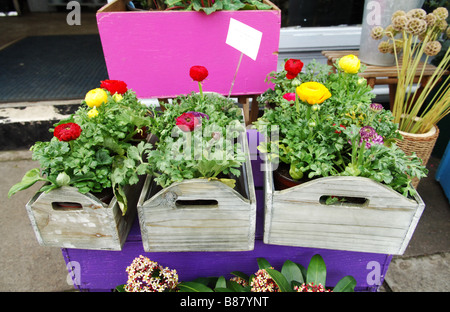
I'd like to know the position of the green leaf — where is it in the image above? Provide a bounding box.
[257,257,272,270]
[8,168,47,197]
[306,254,327,287]
[215,276,227,289]
[230,271,249,282]
[227,280,247,292]
[281,260,304,285]
[114,284,126,292]
[178,282,214,292]
[333,276,356,292]
[265,268,293,292]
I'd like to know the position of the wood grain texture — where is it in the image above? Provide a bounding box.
[263,161,425,255]
[25,177,143,251]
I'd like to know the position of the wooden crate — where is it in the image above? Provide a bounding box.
[263,161,426,255]
[137,127,256,252]
[25,179,143,251]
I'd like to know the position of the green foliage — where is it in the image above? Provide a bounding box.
[254,59,428,198]
[147,92,246,188]
[9,91,154,215]
[176,254,356,292]
[137,0,273,14]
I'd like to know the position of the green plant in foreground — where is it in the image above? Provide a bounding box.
[176,254,356,292]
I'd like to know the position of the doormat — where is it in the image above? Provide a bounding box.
[0,35,108,103]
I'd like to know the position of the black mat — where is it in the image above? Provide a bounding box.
[0,35,108,103]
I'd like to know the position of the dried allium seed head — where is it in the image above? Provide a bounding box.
[370,26,384,40]
[391,10,406,21]
[378,41,391,54]
[437,19,448,32]
[393,40,403,53]
[406,8,426,20]
[433,7,449,20]
[425,13,437,26]
[424,40,442,56]
[406,18,427,35]
[384,25,398,37]
[447,27,450,38]
[392,15,408,31]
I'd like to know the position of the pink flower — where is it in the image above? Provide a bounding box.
[283,92,296,102]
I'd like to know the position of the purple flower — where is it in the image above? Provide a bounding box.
[370,103,383,113]
[360,126,377,140]
[359,126,384,148]
[186,111,209,120]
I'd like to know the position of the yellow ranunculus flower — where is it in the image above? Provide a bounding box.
[87,107,99,118]
[338,54,361,74]
[296,82,331,105]
[85,88,108,108]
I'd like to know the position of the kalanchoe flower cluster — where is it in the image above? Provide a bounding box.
[124,255,178,292]
[250,268,279,292]
[294,282,332,292]
[230,276,249,287]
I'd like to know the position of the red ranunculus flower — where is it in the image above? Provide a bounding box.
[176,113,201,132]
[284,59,304,79]
[54,122,82,141]
[100,79,128,95]
[189,66,209,82]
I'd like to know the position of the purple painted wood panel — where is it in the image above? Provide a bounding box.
[96,9,281,99]
[63,220,391,292]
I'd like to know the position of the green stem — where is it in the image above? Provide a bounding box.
[198,81,204,100]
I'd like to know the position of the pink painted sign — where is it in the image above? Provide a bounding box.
[96,4,281,99]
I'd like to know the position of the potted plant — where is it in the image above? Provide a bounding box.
[368,6,450,185]
[8,80,154,250]
[136,66,257,252]
[254,56,427,254]
[96,0,281,99]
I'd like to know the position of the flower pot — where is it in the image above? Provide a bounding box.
[396,124,440,188]
[137,109,256,252]
[263,160,425,255]
[96,0,281,99]
[25,178,144,250]
[359,0,425,66]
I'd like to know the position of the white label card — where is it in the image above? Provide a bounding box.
[225,18,263,61]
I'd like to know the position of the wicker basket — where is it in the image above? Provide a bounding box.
[397,125,439,188]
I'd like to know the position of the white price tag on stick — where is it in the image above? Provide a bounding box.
[226,18,263,61]
[226,18,263,97]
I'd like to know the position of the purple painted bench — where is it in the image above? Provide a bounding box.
[62,130,392,292]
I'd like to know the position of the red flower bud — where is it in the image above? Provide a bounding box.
[100,79,128,95]
[189,65,209,82]
[54,122,82,141]
[284,59,304,80]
